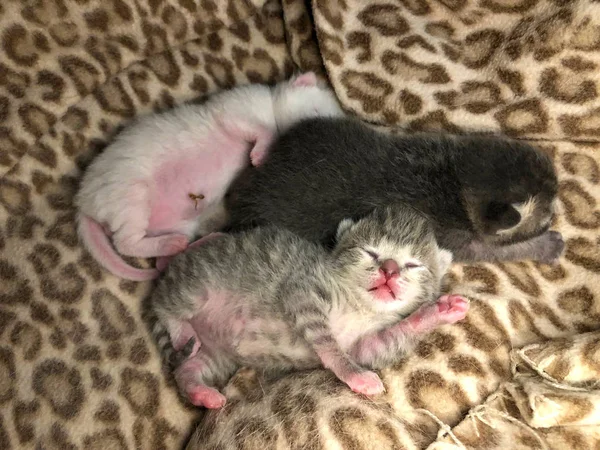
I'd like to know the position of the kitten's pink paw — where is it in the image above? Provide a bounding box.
[187,386,227,409]
[160,234,189,255]
[436,295,469,324]
[345,371,384,396]
[250,148,268,167]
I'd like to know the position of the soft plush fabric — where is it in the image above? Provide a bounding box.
[2,0,600,449]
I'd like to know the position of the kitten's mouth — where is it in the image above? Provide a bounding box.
[368,280,399,302]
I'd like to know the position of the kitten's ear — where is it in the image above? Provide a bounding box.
[483,201,521,234]
[336,218,355,241]
[292,72,318,88]
[437,249,453,274]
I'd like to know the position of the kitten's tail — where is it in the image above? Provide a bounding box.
[77,214,160,281]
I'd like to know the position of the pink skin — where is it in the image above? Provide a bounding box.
[82,125,268,281]
[156,232,226,272]
[368,259,404,302]
[175,358,227,409]
[351,295,469,365]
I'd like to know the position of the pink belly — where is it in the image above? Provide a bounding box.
[148,134,250,233]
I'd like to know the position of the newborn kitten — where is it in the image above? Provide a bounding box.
[149,205,468,409]
[225,117,563,264]
[75,72,343,281]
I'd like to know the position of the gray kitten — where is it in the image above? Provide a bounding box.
[225,117,563,264]
[149,205,469,409]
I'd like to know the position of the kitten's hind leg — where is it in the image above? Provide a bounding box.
[458,231,564,264]
[292,301,384,396]
[174,350,237,409]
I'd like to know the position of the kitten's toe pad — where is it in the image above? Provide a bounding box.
[155,255,171,272]
[346,371,384,396]
[436,295,469,324]
[536,231,564,264]
[187,386,227,409]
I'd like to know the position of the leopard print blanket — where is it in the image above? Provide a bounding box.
[2,1,600,449]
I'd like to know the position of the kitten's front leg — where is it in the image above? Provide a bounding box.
[218,118,275,167]
[351,295,469,368]
[293,303,384,396]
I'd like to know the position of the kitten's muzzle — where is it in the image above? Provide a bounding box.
[380,259,400,278]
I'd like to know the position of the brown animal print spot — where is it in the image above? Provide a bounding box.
[462,265,499,295]
[0,347,16,404]
[406,370,470,423]
[562,56,597,72]
[59,55,101,96]
[95,400,120,422]
[94,77,136,118]
[399,89,422,115]
[358,4,409,36]
[539,67,597,104]
[13,400,40,443]
[316,0,346,29]
[83,429,127,450]
[481,0,538,13]
[91,367,113,391]
[557,287,595,315]
[10,321,42,360]
[129,338,151,365]
[32,359,85,419]
[381,50,450,83]
[0,259,33,305]
[497,262,541,297]
[398,0,431,15]
[497,68,525,96]
[319,32,344,66]
[330,407,402,450]
[508,300,544,338]
[415,331,456,358]
[565,237,600,273]
[0,311,16,338]
[462,29,503,69]
[561,152,599,184]
[119,368,160,417]
[559,180,600,228]
[74,345,102,362]
[448,354,486,377]
[204,54,236,90]
[460,81,503,114]
[495,98,549,135]
[133,417,180,450]
[49,21,79,47]
[340,70,393,113]
[0,178,31,215]
[46,212,79,247]
[91,289,136,341]
[559,107,600,137]
[407,110,460,133]
[37,70,66,103]
[271,383,320,449]
[144,51,181,87]
[347,31,372,63]
[3,24,39,66]
[397,35,437,53]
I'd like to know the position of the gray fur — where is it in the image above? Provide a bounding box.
[149,205,453,404]
[225,117,563,264]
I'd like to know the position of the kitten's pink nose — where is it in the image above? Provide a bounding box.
[380,259,399,278]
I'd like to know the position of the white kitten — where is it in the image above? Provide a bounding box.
[76,72,344,281]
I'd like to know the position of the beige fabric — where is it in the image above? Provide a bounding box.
[2,0,600,449]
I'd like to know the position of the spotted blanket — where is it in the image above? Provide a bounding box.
[1,1,600,449]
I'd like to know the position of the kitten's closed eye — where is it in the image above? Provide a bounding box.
[404,262,422,269]
[363,249,379,261]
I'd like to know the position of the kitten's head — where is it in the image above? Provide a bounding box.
[272,72,344,132]
[458,137,558,245]
[331,205,453,315]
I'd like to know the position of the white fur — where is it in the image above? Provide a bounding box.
[75,72,345,280]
